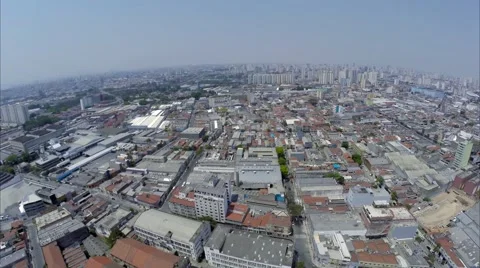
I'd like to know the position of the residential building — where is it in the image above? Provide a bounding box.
[133,209,211,260]
[351,239,398,268]
[204,225,295,268]
[194,177,231,223]
[110,238,190,268]
[168,187,197,219]
[312,233,352,267]
[453,140,473,170]
[180,127,206,139]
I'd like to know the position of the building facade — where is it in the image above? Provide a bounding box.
[134,209,211,260]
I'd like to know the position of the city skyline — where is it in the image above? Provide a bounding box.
[1,0,479,87]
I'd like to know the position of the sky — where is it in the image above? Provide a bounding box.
[1,0,479,87]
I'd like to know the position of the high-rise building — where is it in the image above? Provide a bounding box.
[453,140,473,170]
[194,177,231,223]
[368,72,378,86]
[0,104,29,125]
[327,71,334,84]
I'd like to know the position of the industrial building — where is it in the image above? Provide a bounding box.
[34,155,61,171]
[38,218,89,248]
[97,133,132,148]
[35,208,72,231]
[180,127,206,139]
[134,209,211,260]
[346,186,391,208]
[308,212,367,237]
[128,110,166,129]
[110,238,190,268]
[0,103,29,125]
[204,225,295,268]
[9,125,66,152]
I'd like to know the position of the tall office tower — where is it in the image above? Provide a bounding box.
[453,140,473,170]
[327,71,334,84]
[368,72,378,86]
[338,70,347,81]
[394,79,399,86]
[0,104,29,125]
[194,177,231,223]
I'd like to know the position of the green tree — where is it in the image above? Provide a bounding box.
[198,216,217,230]
[288,203,304,217]
[278,158,287,165]
[352,153,362,165]
[139,99,148,105]
[5,154,19,166]
[376,176,385,187]
[0,166,15,175]
[423,197,431,202]
[391,191,398,201]
[276,147,285,158]
[202,135,209,142]
[341,141,349,149]
[280,165,289,179]
[105,227,125,248]
[196,146,204,156]
[296,261,305,268]
[325,172,345,185]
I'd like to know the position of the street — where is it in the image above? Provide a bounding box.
[159,151,202,213]
[26,221,45,268]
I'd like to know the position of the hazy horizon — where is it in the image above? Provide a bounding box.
[2,0,479,87]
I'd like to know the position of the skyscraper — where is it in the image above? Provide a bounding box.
[453,140,473,170]
[0,104,29,125]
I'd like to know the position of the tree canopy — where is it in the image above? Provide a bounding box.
[352,153,362,165]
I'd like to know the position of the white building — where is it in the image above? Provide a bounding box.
[134,209,211,260]
[0,104,29,125]
[453,140,473,170]
[19,194,45,217]
[194,177,231,223]
[204,225,294,268]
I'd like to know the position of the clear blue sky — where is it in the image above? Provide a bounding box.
[1,0,479,87]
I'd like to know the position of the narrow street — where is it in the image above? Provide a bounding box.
[26,221,44,268]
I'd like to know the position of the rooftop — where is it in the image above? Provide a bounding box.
[84,256,122,268]
[309,212,366,234]
[111,238,181,268]
[205,225,294,267]
[42,242,67,268]
[35,208,71,230]
[134,209,206,244]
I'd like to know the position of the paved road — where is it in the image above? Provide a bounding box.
[293,223,315,268]
[159,151,202,213]
[26,221,44,268]
[90,190,146,212]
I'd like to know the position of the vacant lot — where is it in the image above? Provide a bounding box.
[414,191,476,228]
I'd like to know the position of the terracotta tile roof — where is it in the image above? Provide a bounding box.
[10,220,24,229]
[42,242,67,268]
[168,187,195,208]
[357,252,398,265]
[110,238,181,268]
[226,203,249,223]
[85,256,122,268]
[136,193,162,206]
[242,211,290,229]
[13,259,28,268]
[435,237,466,267]
[302,196,328,206]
